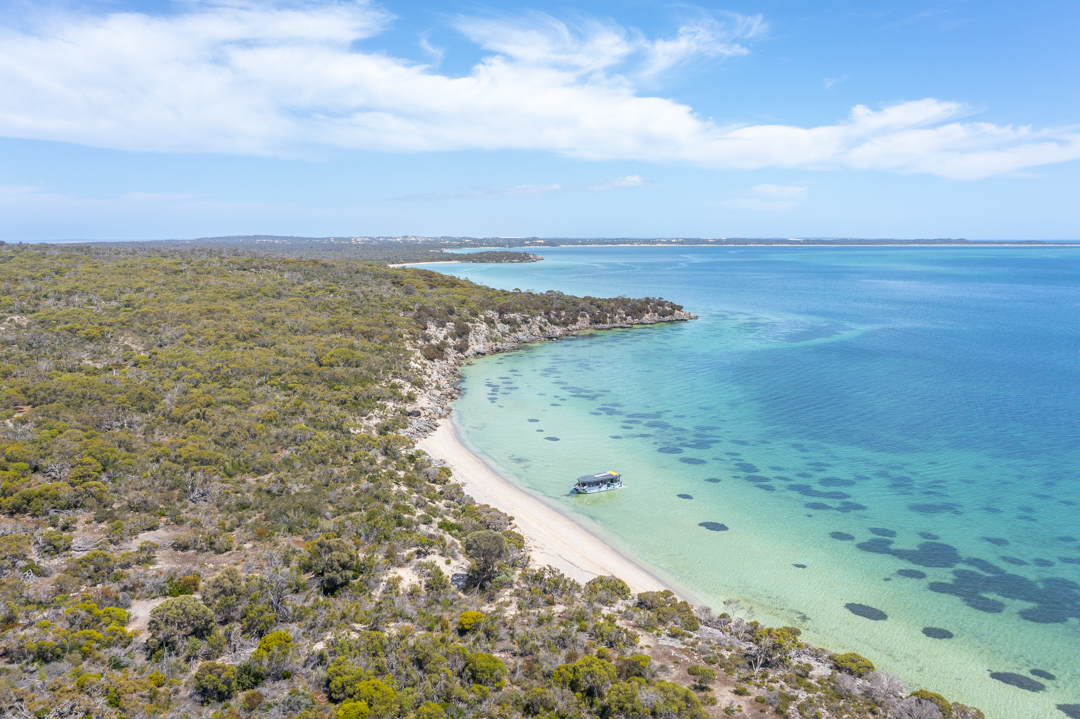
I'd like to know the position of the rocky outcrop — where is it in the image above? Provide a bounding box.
[403,308,696,437]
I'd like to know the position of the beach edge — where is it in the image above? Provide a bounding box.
[417,418,684,597]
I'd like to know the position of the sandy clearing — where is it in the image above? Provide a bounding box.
[418,422,672,595]
[127,597,168,636]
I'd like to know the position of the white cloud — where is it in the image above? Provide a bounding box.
[394,175,645,201]
[455,13,635,74]
[122,192,204,202]
[636,13,766,83]
[723,183,807,211]
[750,184,807,200]
[587,175,648,191]
[504,183,562,197]
[0,2,1077,179]
[418,34,444,66]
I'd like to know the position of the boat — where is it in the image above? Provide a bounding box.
[572,471,623,494]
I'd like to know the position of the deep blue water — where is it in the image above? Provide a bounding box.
[424,246,1080,718]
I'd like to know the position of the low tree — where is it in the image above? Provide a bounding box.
[148,595,215,650]
[747,625,803,672]
[202,566,245,622]
[463,530,509,588]
[309,536,358,595]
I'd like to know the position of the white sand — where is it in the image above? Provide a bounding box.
[418,422,672,594]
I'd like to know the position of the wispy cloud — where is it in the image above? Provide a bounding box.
[635,12,766,83]
[394,175,646,201]
[418,34,444,66]
[0,184,277,219]
[394,183,561,201]
[0,2,1077,179]
[122,192,204,202]
[503,183,562,197]
[749,183,807,200]
[723,183,807,211]
[587,175,648,191]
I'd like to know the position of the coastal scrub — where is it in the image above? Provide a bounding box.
[0,245,982,719]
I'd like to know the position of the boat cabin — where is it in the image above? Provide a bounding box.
[572,471,623,494]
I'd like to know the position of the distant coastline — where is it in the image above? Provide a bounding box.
[27,235,1076,265]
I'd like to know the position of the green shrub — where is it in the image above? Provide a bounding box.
[193,661,238,702]
[165,574,200,596]
[236,661,266,691]
[41,530,73,556]
[552,655,617,698]
[415,702,445,719]
[330,674,397,719]
[501,530,525,550]
[327,659,369,703]
[833,652,875,678]
[457,610,485,633]
[252,630,293,680]
[910,689,953,718]
[309,535,358,594]
[437,519,462,536]
[338,701,371,719]
[64,550,116,583]
[605,681,645,717]
[616,654,651,680]
[425,565,451,594]
[240,690,265,712]
[464,651,507,688]
[148,595,215,649]
[202,566,245,621]
[585,575,631,605]
[687,665,716,689]
[635,590,699,630]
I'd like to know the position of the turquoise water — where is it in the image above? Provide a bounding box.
[421,247,1080,719]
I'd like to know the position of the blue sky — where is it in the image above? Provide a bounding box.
[1,0,1078,240]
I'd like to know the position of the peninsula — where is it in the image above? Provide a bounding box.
[0,243,984,719]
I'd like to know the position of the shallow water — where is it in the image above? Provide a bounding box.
[422,246,1080,719]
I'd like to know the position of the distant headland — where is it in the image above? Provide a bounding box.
[20,234,1073,265]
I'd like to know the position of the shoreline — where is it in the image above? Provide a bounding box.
[418,419,678,596]
[401,243,1080,257]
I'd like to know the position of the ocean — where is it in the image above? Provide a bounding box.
[419,246,1080,719]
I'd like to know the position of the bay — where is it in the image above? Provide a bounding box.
[420,246,1080,719]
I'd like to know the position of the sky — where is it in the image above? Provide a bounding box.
[0,0,1078,240]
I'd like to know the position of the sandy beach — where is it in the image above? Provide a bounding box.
[418,421,674,595]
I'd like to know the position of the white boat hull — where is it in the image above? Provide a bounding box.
[572,481,623,494]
